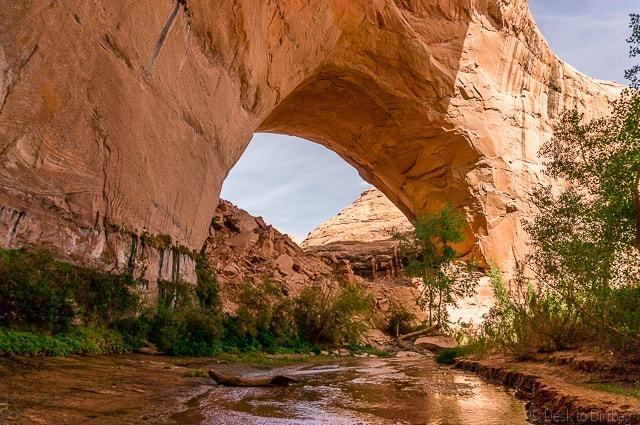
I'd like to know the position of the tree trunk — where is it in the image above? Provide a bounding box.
[398,324,440,340]
[208,370,298,387]
[634,167,640,250]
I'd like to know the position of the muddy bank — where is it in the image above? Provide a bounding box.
[456,356,640,425]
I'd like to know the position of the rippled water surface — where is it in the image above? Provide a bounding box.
[174,357,530,425]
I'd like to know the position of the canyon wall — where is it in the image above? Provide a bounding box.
[303,188,412,280]
[0,0,623,282]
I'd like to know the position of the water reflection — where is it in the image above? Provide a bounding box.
[174,357,530,425]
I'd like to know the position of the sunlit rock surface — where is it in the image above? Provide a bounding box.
[0,0,622,282]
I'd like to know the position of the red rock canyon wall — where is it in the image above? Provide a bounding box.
[0,0,622,282]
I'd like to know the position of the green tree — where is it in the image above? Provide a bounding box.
[626,13,640,89]
[520,14,640,350]
[294,279,373,345]
[393,205,479,328]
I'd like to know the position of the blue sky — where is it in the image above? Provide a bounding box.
[221,1,637,242]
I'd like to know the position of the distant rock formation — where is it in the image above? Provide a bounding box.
[204,199,424,324]
[303,188,413,247]
[0,0,623,284]
[204,200,330,306]
[303,188,411,280]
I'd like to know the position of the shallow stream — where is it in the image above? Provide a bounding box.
[174,356,531,425]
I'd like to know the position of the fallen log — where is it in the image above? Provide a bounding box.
[208,369,298,387]
[398,324,440,341]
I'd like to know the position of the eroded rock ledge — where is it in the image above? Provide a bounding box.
[456,358,640,425]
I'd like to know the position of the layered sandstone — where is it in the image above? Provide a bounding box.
[0,0,623,284]
[303,188,412,247]
[303,188,412,280]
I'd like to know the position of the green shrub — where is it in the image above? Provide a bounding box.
[436,347,465,364]
[0,327,133,356]
[470,266,584,358]
[391,205,479,328]
[222,280,297,352]
[195,253,220,310]
[0,248,141,333]
[388,305,417,337]
[148,267,223,356]
[0,247,380,357]
[294,281,374,345]
[0,249,76,332]
[113,316,150,350]
[435,343,487,364]
[171,308,223,356]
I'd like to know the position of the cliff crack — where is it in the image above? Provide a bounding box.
[0,43,38,117]
[143,0,182,80]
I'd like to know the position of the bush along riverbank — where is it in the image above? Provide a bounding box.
[0,248,376,357]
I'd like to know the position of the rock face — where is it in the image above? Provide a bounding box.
[0,0,623,283]
[303,188,413,247]
[414,335,458,352]
[303,188,412,280]
[204,200,330,302]
[205,199,425,325]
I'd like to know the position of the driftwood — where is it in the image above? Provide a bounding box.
[398,324,439,341]
[208,369,298,387]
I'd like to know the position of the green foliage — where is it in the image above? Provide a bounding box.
[471,267,584,358]
[387,305,417,337]
[149,306,223,356]
[0,247,376,357]
[140,232,172,250]
[147,263,224,356]
[392,205,479,328]
[0,248,142,333]
[222,280,298,352]
[294,280,374,346]
[195,254,220,310]
[0,327,135,356]
[470,18,640,356]
[435,346,478,364]
[581,382,640,400]
[521,80,640,351]
[626,14,640,88]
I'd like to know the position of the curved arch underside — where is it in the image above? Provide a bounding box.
[0,0,622,280]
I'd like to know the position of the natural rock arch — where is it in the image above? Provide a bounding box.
[0,0,622,282]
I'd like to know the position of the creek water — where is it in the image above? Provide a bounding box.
[173,356,531,425]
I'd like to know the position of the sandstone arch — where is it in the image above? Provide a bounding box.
[0,0,622,282]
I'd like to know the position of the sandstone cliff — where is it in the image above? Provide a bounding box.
[303,188,412,247]
[303,188,410,280]
[0,0,623,284]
